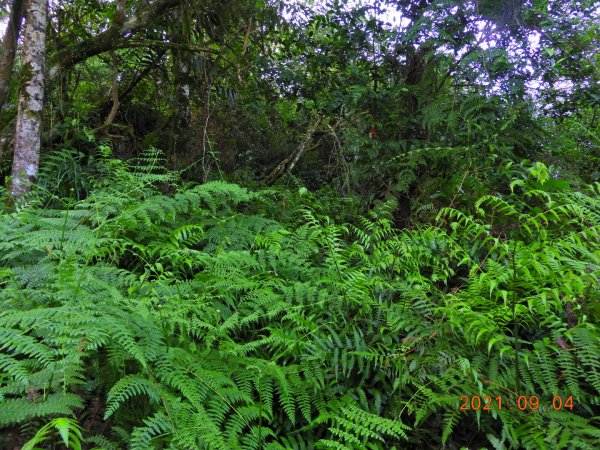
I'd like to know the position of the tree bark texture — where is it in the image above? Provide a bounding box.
[0,0,25,110]
[10,0,48,199]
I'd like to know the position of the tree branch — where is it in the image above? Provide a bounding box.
[49,0,182,78]
[104,53,120,126]
[435,14,512,94]
[265,117,322,186]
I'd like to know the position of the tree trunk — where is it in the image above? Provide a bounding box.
[0,0,25,110]
[173,37,192,129]
[391,45,432,228]
[10,0,48,199]
[168,5,193,160]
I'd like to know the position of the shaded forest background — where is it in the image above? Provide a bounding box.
[0,0,599,449]
[0,0,597,205]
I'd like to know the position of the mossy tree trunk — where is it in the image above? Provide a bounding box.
[0,0,25,110]
[10,0,48,199]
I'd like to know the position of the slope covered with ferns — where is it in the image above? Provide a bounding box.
[0,149,598,449]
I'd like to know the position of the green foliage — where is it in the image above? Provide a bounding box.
[2,0,599,446]
[1,151,599,449]
[22,418,85,450]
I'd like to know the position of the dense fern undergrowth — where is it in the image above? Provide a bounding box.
[0,149,599,449]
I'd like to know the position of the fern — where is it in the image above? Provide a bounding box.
[1,155,599,448]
